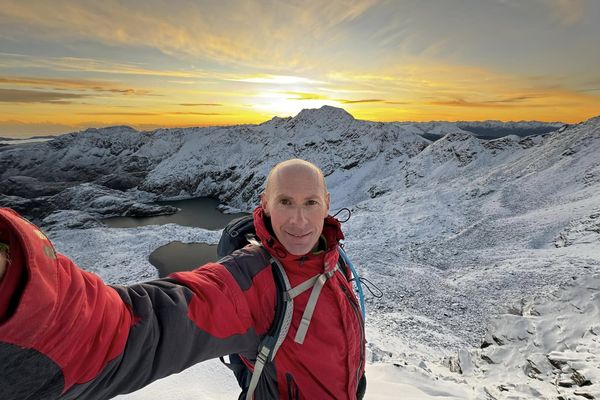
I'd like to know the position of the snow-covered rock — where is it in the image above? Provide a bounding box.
[48,183,178,221]
[463,274,600,400]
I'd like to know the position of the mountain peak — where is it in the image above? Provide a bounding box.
[585,114,600,125]
[293,106,354,123]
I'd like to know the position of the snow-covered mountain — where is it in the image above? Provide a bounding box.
[0,106,563,223]
[1,107,599,399]
[396,119,563,141]
[1,106,431,221]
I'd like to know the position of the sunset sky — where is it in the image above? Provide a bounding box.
[1,0,599,137]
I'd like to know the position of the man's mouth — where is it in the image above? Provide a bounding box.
[285,231,311,239]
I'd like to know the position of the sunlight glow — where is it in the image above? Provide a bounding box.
[251,91,340,116]
[233,75,323,85]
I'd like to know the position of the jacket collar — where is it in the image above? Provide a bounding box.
[252,206,344,274]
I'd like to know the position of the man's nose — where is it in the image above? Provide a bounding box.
[289,206,307,225]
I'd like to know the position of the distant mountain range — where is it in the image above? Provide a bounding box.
[400,119,563,140]
[0,134,57,141]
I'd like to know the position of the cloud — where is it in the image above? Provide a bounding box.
[0,52,210,79]
[0,75,154,96]
[284,92,329,101]
[429,97,553,109]
[0,54,322,88]
[77,111,226,117]
[257,91,387,112]
[232,75,323,85]
[77,111,159,116]
[340,99,384,104]
[0,88,87,103]
[0,0,379,70]
[0,76,111,88]
[167,112,225,116]
[538,0,587,26]
[179,103,223,106]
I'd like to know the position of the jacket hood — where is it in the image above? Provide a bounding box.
[252,206,344,274]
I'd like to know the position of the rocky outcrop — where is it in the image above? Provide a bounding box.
[440,275,600,399]
[49,183,178,218]
[554,211,600,247]
[0,175,76,197]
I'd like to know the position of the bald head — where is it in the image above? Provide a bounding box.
[264,159,327,198]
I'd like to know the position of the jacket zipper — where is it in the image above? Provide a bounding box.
[340,283,365,396]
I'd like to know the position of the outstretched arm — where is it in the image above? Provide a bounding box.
[0,208,262,400]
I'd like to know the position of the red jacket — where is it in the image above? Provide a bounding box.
[0,206,365,399]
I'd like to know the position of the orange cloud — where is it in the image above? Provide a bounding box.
[284,92,330,101]
[179,103,223,106]
[0,88,87,103]
[340,99,385,104]
[77,111,159,116]
[167,112,225,116]
[0,75,155,96]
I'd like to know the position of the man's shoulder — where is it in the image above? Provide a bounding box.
[218,245,273,291]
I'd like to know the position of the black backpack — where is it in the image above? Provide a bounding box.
[217,215,367,400]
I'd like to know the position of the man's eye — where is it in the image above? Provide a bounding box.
[279,199,291,205]
[306,200,318,206]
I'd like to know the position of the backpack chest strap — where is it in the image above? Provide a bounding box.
[291,266,338,344]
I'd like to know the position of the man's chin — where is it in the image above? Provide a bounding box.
[282,241,313,256]
[286,247,311,256]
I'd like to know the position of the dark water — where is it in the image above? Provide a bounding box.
[104,197,249,277]
[104,197,247,229]
[149,241,218,277]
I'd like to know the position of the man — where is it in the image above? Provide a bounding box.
[0,159,365,399]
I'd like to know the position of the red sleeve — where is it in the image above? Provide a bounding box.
[0,208,133,395]
[0,207,260,400]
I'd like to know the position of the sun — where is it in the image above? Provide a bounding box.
[251,90,340,117]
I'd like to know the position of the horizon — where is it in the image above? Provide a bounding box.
[0,105,575,139]
[1,1,600,138]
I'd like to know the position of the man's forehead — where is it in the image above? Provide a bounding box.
[273,163,319,180]
[268,163,326,197]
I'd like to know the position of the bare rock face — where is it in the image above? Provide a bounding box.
[0,176,76,197]
[0,194,56,223]
[95,172,146,191]
[48,183,178,218]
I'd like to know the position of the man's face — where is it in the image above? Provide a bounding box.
[261,165,330,256]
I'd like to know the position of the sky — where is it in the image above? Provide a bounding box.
[0,0,599,137]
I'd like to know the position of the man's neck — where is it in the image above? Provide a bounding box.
[310,235,327,255]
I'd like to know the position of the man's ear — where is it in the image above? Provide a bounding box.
[325,192,331,214]
[260,192,269,216]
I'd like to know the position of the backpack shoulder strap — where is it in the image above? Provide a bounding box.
[244,235,294,400]
[245,235,294,357]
